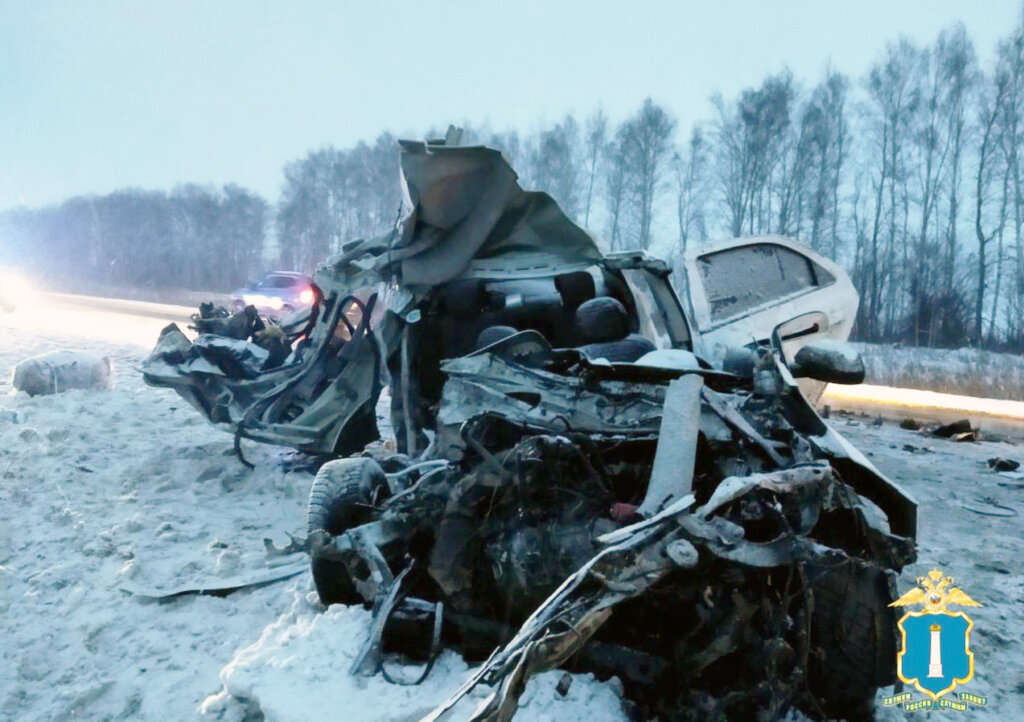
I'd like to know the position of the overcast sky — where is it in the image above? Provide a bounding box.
[2,0,1020,211]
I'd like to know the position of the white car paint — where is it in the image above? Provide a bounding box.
[680,235,859,366]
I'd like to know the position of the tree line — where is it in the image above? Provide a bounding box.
[6,14,1024,349]
[1,184,268,293]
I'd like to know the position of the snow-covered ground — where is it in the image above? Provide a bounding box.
[0,319,629,722]
[1,314,1022,721]
[856,342,1024,402]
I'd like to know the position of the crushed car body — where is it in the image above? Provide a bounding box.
[144,136,917,720]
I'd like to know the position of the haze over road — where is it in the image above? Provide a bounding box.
[1,292,191,348]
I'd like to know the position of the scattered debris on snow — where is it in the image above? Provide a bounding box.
[932,418,976,441]
[988,457,1020,472]
[11,350,113,396]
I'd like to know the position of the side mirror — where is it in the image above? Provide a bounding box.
[790,341,865,385]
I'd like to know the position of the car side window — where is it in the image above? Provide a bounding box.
[697,243,834,322]
[261,275,295,289]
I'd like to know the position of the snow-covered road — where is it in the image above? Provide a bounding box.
[1,303,1022,721]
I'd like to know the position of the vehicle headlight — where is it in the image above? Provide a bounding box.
[299,289,314,305]
[267,296,284,310]
[1,272,31,301]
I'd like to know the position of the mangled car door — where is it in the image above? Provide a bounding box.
[143,292,384,456]
[681,235,857,363]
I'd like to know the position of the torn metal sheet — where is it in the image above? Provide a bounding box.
[119,560,307,600]
[637,373,703,516]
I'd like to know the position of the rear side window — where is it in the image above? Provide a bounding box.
[697,243,834,321]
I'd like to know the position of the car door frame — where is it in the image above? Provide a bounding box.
[681,235,858,362]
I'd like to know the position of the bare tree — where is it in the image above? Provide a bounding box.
[937,25,977,296]
[672,126,708,254]
[997,14,1024,343]
[860,39,920,340]
[909,43,951,345]
[712,73,794,237]
[603,133,629,251]
[973,69,1009,339]
[583,109,608,227]
[806,68,849,259]
[619,98,677,248]
[532,115,582,219]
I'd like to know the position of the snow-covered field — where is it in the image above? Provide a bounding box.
[0,319,628,722]
[1,313,1022,721]
[856,342,1024,402]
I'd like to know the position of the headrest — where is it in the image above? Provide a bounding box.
[575,297,629,343]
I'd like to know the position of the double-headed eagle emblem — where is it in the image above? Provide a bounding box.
[890,569,983,613]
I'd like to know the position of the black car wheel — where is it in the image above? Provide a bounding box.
[805,559,897,721]
[307,458,389,605]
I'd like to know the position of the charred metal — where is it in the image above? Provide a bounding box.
[144,135,917,720]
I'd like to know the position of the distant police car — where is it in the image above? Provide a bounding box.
[231,272,315,318]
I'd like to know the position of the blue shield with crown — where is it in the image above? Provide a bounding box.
[890,569,981,701]
[897,611,973,699]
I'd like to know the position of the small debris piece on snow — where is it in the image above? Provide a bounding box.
[12,351,113,396]
[988,458,1021,472]
[556,672,573,697]
[952,431,977,442]
[119,561,306,599]
[263,532,310,557]
[932,419,972,439]
[899,418,920,430]
[962,499,1018,518]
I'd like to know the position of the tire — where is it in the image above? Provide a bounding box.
[806,560,897,720]
[307,457,388,605]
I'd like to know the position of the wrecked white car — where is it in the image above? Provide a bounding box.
[144,139,916,720]
[680,235,857,367]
